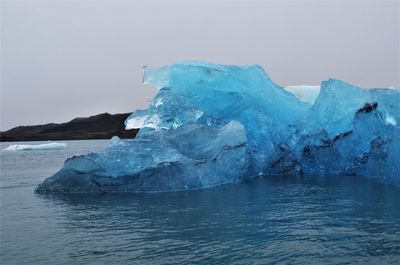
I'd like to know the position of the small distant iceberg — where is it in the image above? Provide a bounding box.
[4,143,67,151]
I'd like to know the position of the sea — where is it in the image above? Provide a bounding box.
[1,140,399,264]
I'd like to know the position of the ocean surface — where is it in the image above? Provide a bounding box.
[1,140,399,264]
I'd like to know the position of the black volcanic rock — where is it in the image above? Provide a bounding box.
[0,113,138,142]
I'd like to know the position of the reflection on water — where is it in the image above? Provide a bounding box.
[1,140,400,264]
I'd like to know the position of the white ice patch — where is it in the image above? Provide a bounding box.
[284,85,321,104]
[385,115,397,126]
[194,110,204,120]
[125,114,161,130]
[154,98,164,108]
[4,143,67,151]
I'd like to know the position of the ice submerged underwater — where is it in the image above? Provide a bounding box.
[36,61,400,193]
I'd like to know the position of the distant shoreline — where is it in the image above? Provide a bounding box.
[0,113,138,142]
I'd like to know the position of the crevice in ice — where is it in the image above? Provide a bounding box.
[356,102,378,114]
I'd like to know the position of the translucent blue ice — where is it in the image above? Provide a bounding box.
[36,61,400,193]
[37,121,249,193]
[126,61,310,174]
[270,80,400,184]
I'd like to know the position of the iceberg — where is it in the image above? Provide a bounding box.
[36,61,400,193]
[4,143,67,151]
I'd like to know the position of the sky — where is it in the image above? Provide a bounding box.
[1,0,399,131]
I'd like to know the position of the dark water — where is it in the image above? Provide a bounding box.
[1,140,400,264]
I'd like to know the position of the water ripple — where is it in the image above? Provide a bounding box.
[1,141,400,264]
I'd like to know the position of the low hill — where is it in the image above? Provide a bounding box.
[0,113,138,142]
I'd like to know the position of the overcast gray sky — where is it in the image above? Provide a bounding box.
[1,0,399,131]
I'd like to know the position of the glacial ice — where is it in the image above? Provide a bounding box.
[4,143,67,151]
[36,61,400,193]
[37,121,248,193]
[126,61,310,174]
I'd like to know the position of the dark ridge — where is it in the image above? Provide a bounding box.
[333,130,353,142]
[0,113,138,142]
[356,102,378,114]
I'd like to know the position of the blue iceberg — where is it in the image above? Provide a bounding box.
[36,61,400,193]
